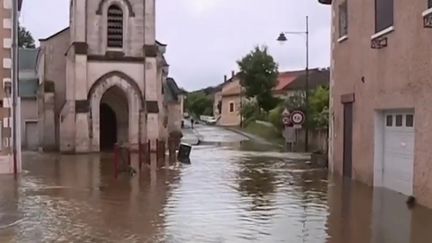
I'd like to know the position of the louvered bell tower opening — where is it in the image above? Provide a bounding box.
[107,5,123,48]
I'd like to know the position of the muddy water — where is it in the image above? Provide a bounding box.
[0,126,432,242]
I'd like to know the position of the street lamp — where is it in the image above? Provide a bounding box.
[277,16,310,152]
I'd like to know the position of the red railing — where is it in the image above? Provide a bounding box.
[113,139,179,178]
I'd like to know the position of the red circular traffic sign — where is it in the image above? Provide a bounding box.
[290,111,305,125]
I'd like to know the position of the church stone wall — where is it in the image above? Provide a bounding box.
[39,29,70,115]
[86,0,145,57]
[39,29,70,148]
[87,62,145,93]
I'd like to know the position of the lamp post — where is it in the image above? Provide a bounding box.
[277,16,309,152]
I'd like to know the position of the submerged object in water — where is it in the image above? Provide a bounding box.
[178,143,192,164]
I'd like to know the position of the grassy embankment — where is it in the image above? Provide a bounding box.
[242,121,284,145]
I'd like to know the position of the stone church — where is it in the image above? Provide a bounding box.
[35,0,184,153]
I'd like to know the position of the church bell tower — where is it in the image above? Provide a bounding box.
[60,0,163,153]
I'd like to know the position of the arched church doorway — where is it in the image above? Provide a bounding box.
[100,104,117,150]
[99,86,129,150]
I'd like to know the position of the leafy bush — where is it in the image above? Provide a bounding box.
[186,92,214,117]
[309,86,329,129]
[241,100,259,121]
[268,105,284,131]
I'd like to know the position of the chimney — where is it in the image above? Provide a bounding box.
[224,75,227,83]
[231,71,235,78]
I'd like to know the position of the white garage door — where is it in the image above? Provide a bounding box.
[383,113,414,196]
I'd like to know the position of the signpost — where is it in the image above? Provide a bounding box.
[290,111,306,126]
[282,110,306,152]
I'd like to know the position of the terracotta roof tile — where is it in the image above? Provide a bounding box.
[274,70,306,92]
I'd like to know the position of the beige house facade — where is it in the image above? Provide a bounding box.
[218,76,244,127]
[323,0,432,207]
[35,0,180,153]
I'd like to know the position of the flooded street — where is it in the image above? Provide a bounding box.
[1,125,432,242]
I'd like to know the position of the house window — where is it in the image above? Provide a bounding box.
[338,1,348,37]
[406,114,414,127]
[229,102,234,113]
[375,0,394,33]
[107,5,123,48]
[395,114,403,127]
[386,115,393,127]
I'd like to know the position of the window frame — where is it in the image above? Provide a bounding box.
[107,4,124,49]
[386,115,393,127]
[405,114,414,127]
[375,0,394,33]
[229,102,235,113]
[395,114,403,127]
[338,1,348,38]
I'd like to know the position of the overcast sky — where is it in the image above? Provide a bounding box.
[20,0,331,91]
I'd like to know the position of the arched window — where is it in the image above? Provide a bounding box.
[107,5,123,48]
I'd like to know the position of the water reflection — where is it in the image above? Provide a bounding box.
[325,176,432,243]
[0,126,432,242]
[0,152,180,242]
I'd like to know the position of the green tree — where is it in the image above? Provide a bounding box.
[284,92,306,111]
[309,86,329,129]
[283,86,329,129]
[186,92,213,117]
[241,100,259,121]
[18,25,35,48]
[237,46,279,112]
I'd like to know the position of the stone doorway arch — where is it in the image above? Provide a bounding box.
[88,71,144,152]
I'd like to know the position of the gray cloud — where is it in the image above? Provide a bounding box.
[21,0,330,91]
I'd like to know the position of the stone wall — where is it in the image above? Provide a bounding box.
[38,28,70,148]
[86,0,146,57]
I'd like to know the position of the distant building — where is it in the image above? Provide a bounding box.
[18,48,39,150]
[216,69,329,127]
[164,77,186,134]
[273,69,329,99]
[218,74,243,127]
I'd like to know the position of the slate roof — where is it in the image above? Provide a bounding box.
[164,77,182,103]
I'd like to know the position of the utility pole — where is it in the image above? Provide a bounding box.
[304,16,310,153]
[277,16,310,152]
[12,0,19,175]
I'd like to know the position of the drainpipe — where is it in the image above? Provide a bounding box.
[12,0,19,176]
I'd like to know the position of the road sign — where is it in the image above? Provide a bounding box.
[282,117,290,125]
[290,111,305,125]
[282,108,290,117]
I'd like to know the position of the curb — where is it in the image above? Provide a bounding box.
[224,127,280,147]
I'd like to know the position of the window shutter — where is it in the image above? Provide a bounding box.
[107,5,123,48]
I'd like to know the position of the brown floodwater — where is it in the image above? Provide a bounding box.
[1,126,432,243]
